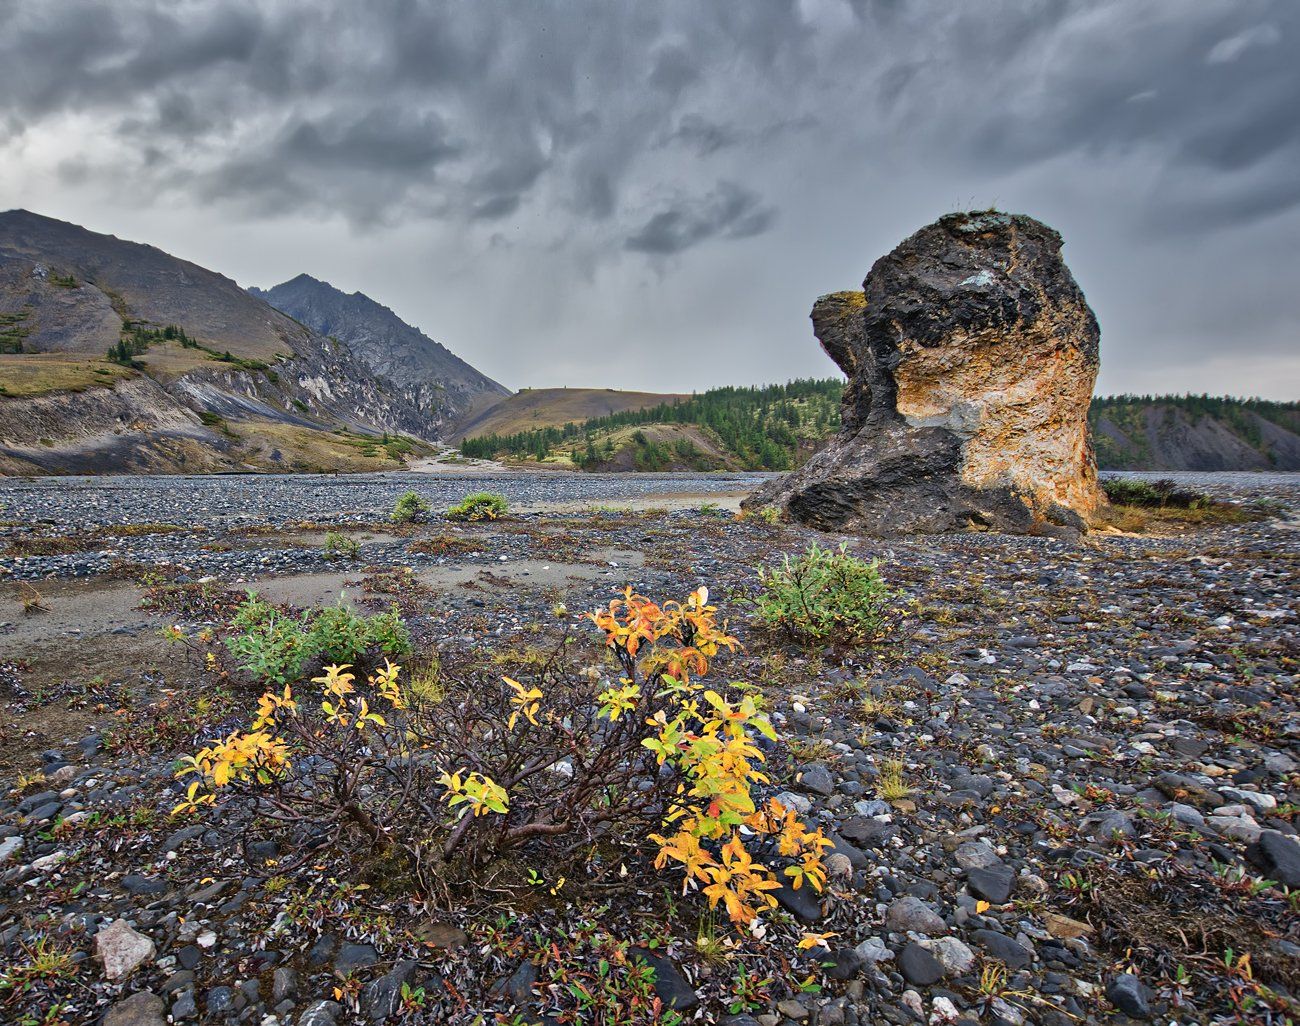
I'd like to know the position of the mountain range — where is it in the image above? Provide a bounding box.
[0,210,507,474]
[1,209,1297,476]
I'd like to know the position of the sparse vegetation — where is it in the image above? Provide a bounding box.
[323,530,361,559]
[1102,477,1212,509]
[754,543,895,645]
[0,354,132,397]
[446,492,509,522]
[224,593,411,685]
[1101,477,1271,531]
[391,490,432,523]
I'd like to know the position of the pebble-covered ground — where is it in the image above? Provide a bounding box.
[0,472,1297,1026]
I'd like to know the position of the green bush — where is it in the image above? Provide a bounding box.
[446,492,509,522]
[227,597,314,685]
[323,530,360,559]
[309,603,411,663]
[754,543,894,645]
[1102,477,1211,510]
[226,594,411,684]
[392,490,432,523]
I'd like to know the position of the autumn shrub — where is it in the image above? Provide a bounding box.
[754,543,894,646]
[446,491,509,522]
[178,587,829,927]
[391,490,431,523]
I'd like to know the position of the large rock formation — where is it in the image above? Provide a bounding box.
[747,211,1105,535]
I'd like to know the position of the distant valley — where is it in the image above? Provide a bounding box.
[1,209,1297,477]
[462,387,1300,474]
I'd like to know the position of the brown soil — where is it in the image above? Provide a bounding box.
[0,577,202,774]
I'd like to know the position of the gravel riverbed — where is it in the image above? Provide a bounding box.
[0,471,1297,1026]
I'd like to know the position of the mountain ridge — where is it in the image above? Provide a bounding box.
[0,210,502,473]
[249,274,509,419]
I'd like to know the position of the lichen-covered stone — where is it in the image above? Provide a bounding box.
[747,211,1105,535]
[94,919,156,981]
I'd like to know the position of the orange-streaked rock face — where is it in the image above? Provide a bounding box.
[746,212,1106,537]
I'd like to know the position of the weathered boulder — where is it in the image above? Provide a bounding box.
[747,211,1105,535]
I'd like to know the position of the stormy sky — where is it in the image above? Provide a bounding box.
[2,0,1297,398]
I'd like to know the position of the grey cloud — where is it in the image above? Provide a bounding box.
[2,0,1298,396]
[648,44,700,95]
[662,114,740,156]
[470,194,521,221]
[625,182,775,254]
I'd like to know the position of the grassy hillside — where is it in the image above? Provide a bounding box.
[0,353,134,398]
[453,387,689,441]
[460,379,844,471]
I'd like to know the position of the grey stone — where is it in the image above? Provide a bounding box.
[1105,973,1152,1019]
[272,967,298,1004]
[334,942,378,975]
[94,920,156,981]
[298,1000,343,1026]
[924,937,976,976]
[361,960,417,1022]
[205,986,236,1017]
[630,948,698,1010]
[826,947,866,980]
[966,865,1015,904]
[1246,831,1300,888]
[492,961,537,1006]
[972,929,1033,969]
[798,763,836,797]
[103,991,166,1026]
[953,841,1001,871]
[775,881,823,923]
[886,896,946,934]
[898,942,943,986]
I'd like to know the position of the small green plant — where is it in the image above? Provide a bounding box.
[406,653,444,705]
[877,758,912,801]
[227,600,314,685]
[392,490,431,523]
[738,505,782,525]
[754,543,895,645]
[309,603,410,663]
[226,593,410,684]
[446,492,509,522]
[323,530,360,559]
[694,910,730,966]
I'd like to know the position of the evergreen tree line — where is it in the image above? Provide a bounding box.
[108,323,197,364]
[1090,394,1300,453]
[460,378,844,470]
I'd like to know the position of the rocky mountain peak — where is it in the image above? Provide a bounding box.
[251,275,509,417]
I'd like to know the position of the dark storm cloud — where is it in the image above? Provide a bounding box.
[625,183,776,255]
[1,0,1297,395]
[661,115,741,156]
